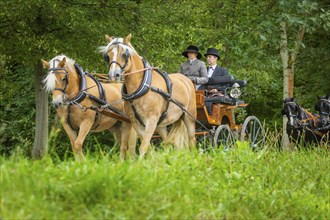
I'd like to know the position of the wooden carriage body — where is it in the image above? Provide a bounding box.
[195,90,247,129]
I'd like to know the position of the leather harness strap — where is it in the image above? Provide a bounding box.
[121,59,174,127]
[66,64,127,131]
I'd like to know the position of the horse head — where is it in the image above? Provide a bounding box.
[99,34,137,82]
[42,55,76,108]
[282,97,300,127]
[315,95,330,127]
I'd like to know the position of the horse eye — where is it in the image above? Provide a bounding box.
[121,53,127,60]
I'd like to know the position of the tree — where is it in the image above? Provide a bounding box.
[1,0,329,157]
[277,1,322,150]
[0,0,140,158]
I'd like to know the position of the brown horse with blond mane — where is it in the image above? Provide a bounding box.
[42,55,136,161]
[99,34,196,158]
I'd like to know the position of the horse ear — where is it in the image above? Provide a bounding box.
[41,59,50,69]
[124,33,132,44]
[58,57,66,67]
[105,34,112,44]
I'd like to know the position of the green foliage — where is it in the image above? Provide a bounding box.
[0,0,329,156]
[0,65,35,156]
[1,147,329,219]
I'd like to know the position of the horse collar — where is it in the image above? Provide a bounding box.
[66,64,87,104]
[122,59,152,100]
[121,58,174,127]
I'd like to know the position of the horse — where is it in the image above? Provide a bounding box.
[282,97,301,128]
[42,55,136,161]
[282,97,323,145]
[99,34,196,158]
[315,95,330,128]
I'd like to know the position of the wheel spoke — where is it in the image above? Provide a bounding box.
[240,116,265,149]
[214,125,235,150]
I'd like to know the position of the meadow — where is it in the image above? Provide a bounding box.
[1,143,329,219]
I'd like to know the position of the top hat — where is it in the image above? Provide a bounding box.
[182,45,202,59]
[204,48,220,59]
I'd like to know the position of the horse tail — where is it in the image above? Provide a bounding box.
[165,119,189,149]
[127,126,138,158]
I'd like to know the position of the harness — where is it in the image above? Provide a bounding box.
[105,41,208,131]
[284,101,327,138]
[318,98,330,116]
[51,63,127,131]
[283,101,299,119]
[122,59,174,127]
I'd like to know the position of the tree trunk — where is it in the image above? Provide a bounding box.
[280,22,291,151]
[280,22,305,151]
[32,61,48,159]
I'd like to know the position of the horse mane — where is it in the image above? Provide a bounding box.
[98,37,138,57]
[43,55,75,92]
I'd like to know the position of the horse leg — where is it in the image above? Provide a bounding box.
[118,122,137,160]
[127,126,138,159]
[183,114,196,149]
[74,120,94,161]
[108,125,121,148]
[61,122,78,155]
[155,126,168,143]
[139,120,158,159]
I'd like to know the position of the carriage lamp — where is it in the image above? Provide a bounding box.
[229,83,241,99]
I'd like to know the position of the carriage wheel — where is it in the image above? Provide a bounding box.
[240,116,265,150]
[213,125,236,150]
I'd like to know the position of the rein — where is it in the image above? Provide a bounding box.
[123,67,159,76]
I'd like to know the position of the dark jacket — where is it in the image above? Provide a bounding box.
[199,66,233,92]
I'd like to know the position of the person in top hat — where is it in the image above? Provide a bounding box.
[178,45,208,89]
[201,47,230,92]
[202,48,231,114]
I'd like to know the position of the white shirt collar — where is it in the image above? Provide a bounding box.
[189,58,196,64]
[210,65,217,69]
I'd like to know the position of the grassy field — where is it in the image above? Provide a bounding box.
[1,144,329,219]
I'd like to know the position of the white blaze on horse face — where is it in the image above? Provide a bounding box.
[45,58,66,107]
[289,116,294,126]
[52,92,65,108]
[108,47,122,81]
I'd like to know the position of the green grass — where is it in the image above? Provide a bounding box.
[1,145,329,219]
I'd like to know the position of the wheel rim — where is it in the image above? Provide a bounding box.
[214,125,235,150]
[240,116,265,149]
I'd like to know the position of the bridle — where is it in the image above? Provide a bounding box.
[104,42,131,78]
[49,59,69,94]
[284,101,299,118]
[318,98,330,116]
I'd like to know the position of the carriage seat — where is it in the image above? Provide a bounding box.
[201,75,246,93]
[204,77,247,114]
[205,96,245,105]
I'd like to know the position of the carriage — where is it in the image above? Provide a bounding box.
[43,34,266,160]
[193,79,265,150]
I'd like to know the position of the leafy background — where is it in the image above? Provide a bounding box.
[1,0,329,156]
